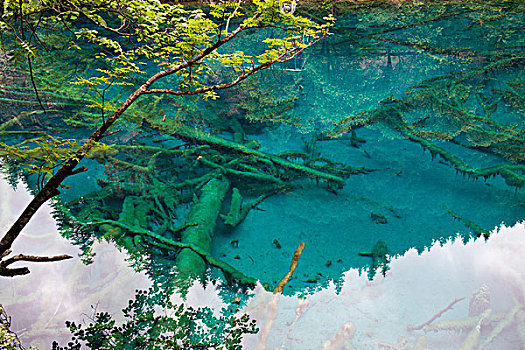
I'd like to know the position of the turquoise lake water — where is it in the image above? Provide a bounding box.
[0,2,524,349]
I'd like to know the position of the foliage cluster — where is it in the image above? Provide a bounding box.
[0,305,25,350]
[51,288,257,350]
[0,135,114,190]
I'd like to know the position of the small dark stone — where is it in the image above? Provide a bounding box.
[371,212,388,224]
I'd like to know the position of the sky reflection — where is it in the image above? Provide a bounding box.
[1,175,524,349]
[242,223,525,349]
[0,176,151,349]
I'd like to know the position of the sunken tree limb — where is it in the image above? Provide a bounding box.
[175,176,230,281]
[146,121,347,187]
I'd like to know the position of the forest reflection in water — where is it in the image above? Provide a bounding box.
[1,175,524,349]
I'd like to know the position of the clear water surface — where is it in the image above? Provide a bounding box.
[0,2,524,349]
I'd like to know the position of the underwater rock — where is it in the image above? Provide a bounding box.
[371,212,388,224]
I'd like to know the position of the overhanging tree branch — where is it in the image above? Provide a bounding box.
[143,47,310,96]
[0,13,254,255]
[0,3,330,271]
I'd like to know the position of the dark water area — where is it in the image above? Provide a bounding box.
[0,2,524,349]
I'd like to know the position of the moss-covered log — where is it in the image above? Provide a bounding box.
[221,188,245,227]
[220,188,272,227]
[175,176,230,280]
[145,120,347,187]
[445,207,490,238]
[402,130,525,188]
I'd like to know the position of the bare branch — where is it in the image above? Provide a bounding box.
[0,253,73,277]
[0,267,30,277]
[27,55,46,112]
[143,44,312,97]
[0,249,11,259]
[144,61,273,96]
[225,0,242,34]
[1,254,73,268]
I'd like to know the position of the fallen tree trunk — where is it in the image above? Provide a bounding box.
[175,176,230,281]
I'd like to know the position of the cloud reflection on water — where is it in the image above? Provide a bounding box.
[0,176,151,349]
[242,223,525,349]
[1,175,524,349]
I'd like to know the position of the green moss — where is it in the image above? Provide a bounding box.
[175,176,230,280]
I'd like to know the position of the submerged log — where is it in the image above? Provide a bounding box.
[144,120,347,187]
[221,187,244,227]
[175,176,230,281]
[221,188,273,227]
